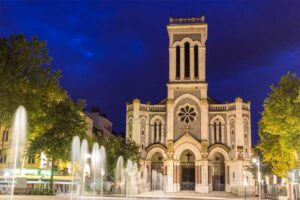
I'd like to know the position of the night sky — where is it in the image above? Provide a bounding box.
[1,0,300,145]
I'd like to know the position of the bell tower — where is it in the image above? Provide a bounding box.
[167,16,208,100]
[167,16,208,83]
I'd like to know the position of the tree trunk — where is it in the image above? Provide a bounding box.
[50,157,55,195]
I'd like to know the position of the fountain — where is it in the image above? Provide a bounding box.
[142,167,149,193]
[10,106,27,200]
[91,143,99,195]
[125,159,138,196]
[98,146,106,196]
[80,139,89,196]
[151,169,164,191]
[115,156,125,196]
[71,136,81,199]
[71,136,107,198]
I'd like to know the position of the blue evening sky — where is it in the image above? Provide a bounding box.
[1,0,300,144]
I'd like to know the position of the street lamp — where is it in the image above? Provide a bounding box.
[252,157,261,200]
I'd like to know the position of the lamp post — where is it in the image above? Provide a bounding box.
[252,157,261,200]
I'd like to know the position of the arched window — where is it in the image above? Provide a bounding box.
[211,117,224,144]
[219,121,222,142]
[184,42,190,78]
[151,117,165,144]
[213,122,217,142]
[176,46,180,79]
[159,122,162,142]
[154,122,157,142]
[194,45,199,78]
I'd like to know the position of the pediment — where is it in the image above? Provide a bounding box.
[174,133,202,150]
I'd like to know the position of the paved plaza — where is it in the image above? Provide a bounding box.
[0,192,261,200]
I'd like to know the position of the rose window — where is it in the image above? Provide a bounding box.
[177,105,197,123]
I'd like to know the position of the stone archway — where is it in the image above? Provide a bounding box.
[180,150,195,190]
[211,152,225,191]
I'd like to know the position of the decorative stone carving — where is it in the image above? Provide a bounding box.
[177,104,198,123]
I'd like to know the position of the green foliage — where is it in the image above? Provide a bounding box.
[28,97,88,192]
[0,34,65,134]
[246,149,272,180]
[258,72,300,177]
[0,34,88,192]
[28,98,88,161]
[95,135,139,179]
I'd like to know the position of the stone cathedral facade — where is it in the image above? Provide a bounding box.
[126,17,255,195]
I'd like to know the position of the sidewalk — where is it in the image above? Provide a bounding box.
[0,193,265,200]
[136,191,259,199]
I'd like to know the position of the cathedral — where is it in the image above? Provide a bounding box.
[126,17,255,195]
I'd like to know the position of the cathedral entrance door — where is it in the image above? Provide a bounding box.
[180,150,195,190]
[212,153,225,191]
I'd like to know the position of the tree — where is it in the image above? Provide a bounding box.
[95,135,139,179]
[0,34,89,193]
[0,34,65,141]
[258,72,300,177]
[246,149,272,180]
[28,97,88,192]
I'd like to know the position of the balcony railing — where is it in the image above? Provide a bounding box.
[149,106,166,112]
[170,17,205,25]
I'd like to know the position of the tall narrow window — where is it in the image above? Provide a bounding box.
[194,45,199,78]
[214,122,217,142]
[176,46,180,79]
[219,122,222,142]
[184,42,190,78]
[159,122,162,142]
[154,122,157,142]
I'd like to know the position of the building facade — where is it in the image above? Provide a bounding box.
[126,17,255,195]
[86,111,113,137]
[0,112,94,193]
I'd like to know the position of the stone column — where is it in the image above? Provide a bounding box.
[173,160,180,192]
[198,160,209,193]
[200,99,209,141]
[169,47,176,81]
[195,160,202,192]
[199,46,206,81]
[166,99,174,141]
